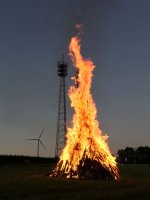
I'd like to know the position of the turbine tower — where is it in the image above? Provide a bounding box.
[26,128,46,157]
[55,53,68,158]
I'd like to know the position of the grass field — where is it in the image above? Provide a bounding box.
[0,164,150,200]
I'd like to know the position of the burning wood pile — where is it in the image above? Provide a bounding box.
[50,24,119,180]
[50,149,118,180]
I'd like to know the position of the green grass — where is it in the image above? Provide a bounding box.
[0,164,150,200]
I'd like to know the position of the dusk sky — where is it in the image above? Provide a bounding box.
[0,0,150,157]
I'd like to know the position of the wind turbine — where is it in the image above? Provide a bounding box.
[26,128,46,157]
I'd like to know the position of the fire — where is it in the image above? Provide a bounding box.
[51,26,119,180]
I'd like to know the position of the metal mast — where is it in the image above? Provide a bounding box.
[55,54,68,158]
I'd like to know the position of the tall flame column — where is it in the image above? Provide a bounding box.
[51,28,119,180]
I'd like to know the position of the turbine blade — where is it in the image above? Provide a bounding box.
[26,139,38,141]
[39,128,45,139]
[39,140,46,151]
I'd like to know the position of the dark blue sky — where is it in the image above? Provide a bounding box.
[0,0,150,157]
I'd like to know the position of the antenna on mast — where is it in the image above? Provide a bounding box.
[55,52,68,158]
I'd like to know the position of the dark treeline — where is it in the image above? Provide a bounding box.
[117,146,150,164]
[1,146,150,164]
[0,155,57,164]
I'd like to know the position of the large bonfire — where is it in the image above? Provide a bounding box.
[51,25,119,180]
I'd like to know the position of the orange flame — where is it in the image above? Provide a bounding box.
[52,26,119,180]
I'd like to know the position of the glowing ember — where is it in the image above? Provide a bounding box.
[51,25,119,180]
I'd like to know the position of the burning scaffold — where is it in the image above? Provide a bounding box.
[50,25,119,180]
